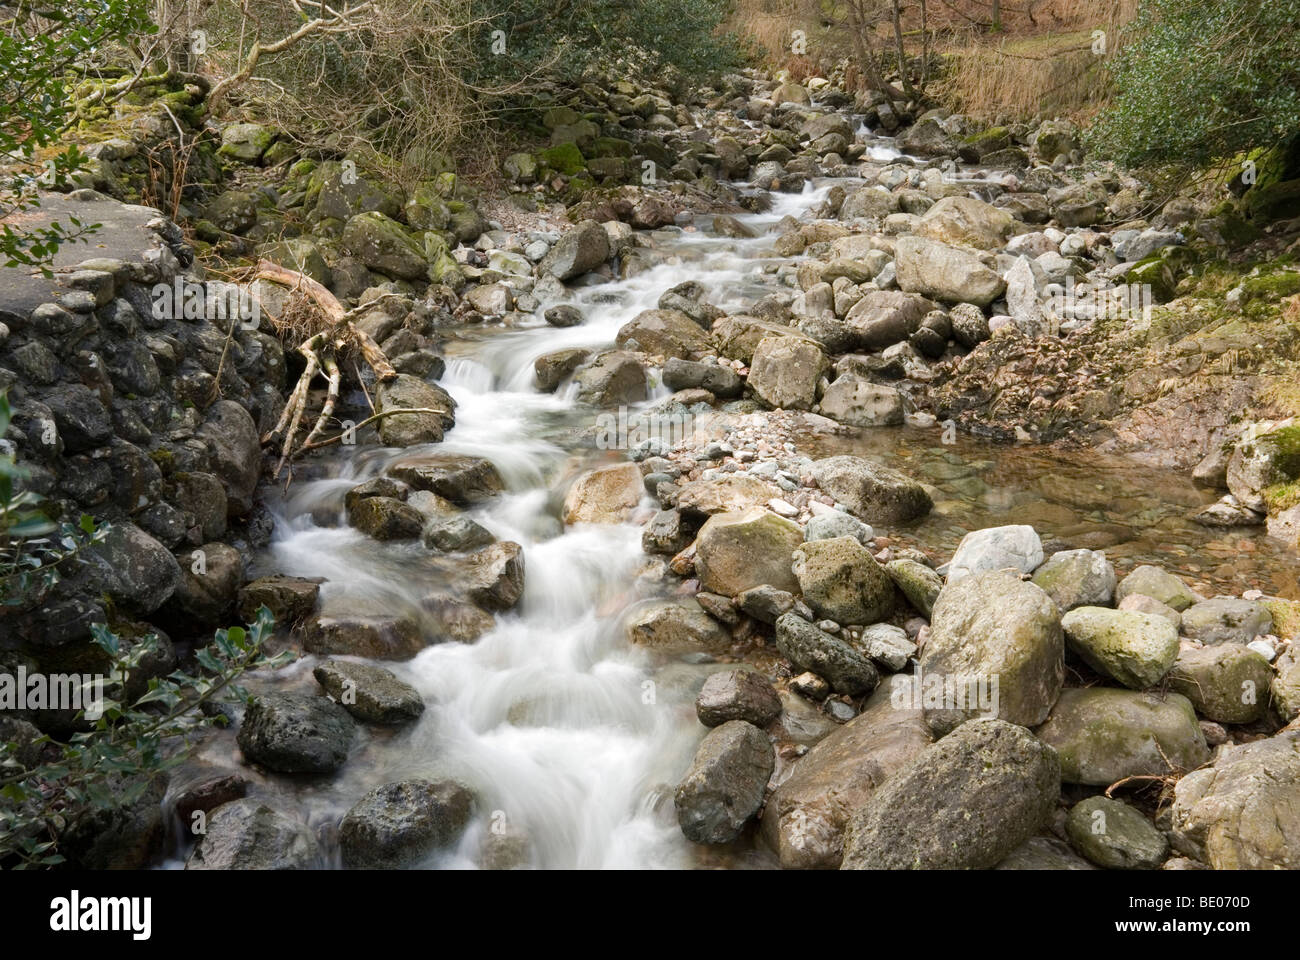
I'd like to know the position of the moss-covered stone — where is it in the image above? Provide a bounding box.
[537,142,586,176]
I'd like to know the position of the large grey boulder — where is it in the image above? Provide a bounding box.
[1034,687,1210,786]
[922,571,1063,734]
[538,219,610,280]
[1031,548,1116,612]
[1180,597,1272,646]
[895,235,1006,306]
[792,536,894,625]
[817,376,903,427]
[197,399,262,516]
[760,685,931,869]
[694,508,803,596]
[1061,606,1179,690]
[696,669,783,728]
[840,718,1060,869]
[1170,730,1300,869]
[810,455,932,525]
[1114,565,1198,611]
[1167,643,1272,723]
[945,524,1043,583]
[313,659,425,725]
[748,336,829,411]
[674,720,774,844]
[1065,796,1168,870]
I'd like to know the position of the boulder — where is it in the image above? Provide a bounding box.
[562,462,643,524]
[186,800,320,869]
[675,475,775,517]
[694,508,803,596]
[1031,548,1116,612]
[747,336,829,411]
[915,196,1015,250]
[616,308,713,359]
[885,558,943,618]
[237,575,320,624]
[792,536,894,624]
[342,211,426,280]
[376,374,456,447]
[347,496,426,540]
[339,779,475,868]
[1168,643,1272,723]
[574,351,648,406]
[818,376,903,427]
[303,615,424,660]
[662,358,743,397]
[458,541,524,611]
[1065,796,1168,870]
[1061,607,1179,690]
[1180,597,1272,645]
[946,524,1043,583]
[696,669,783,728]
[760,685,931,869]
[538,220,610,280]
[840,718,1060,869]
[534,348,590,391]
[1034,687,1210,786]
[775,614,880,696]
[236,693,356,774]
[1114,565,1198,612]
[674,720,774,844]
[313,659,425,725]
[625,598,732,655]
[197,400,261,516]
[810,455,932,525]
[922,571,1063,734]
[389,455,504,504]
[1170,730,1300,869]
[895,235,1006,306]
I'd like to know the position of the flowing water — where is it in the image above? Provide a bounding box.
[168,132,1300,869]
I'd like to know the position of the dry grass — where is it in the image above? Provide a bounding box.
[727,0,1140,119]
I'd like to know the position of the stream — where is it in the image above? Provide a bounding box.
[168,132,1300,870]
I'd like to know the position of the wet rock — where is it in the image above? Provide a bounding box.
[675,475,774,517]
[760,685,930,869]
[809,455,932,525]
[376,374,456,447]
[196,400,261,516]
[186,800,320,870]
[1115,565,1198,612]
[776,614,879,696]
[459,541,524,611]
[389,454,504,504]
[538,220,610,280]
[1226,426,1300,513]
[59,773,168,869]
[840,718,1060,870]
[544,304,584,327]
[1168,644,1272,723]
[342,211,426,280]
[313,659,425,725]
[422,515,494,552]
[696,669,783,728]
[422,597,495,644]
[945,524,1043,583]
[563,462,643,524]
[748,336,828,411]
[1180,597,1272,645]
[169,541,243,624]
[1035,687,1210,786]
[303,615,424,660]
[625,598,732,655]
[662,357,742,397]
[642,508,691,555]
[694,507,803,596]
[237,692,356,774]
[817,376,903,427]
[923,571,1063,734]
[1066,796,1168,870]
[948,302,991,348]
[843,290,936,350]
[674,720,774,844]
[347,496,425,540]
[534,347,590,391]
[895,235,1006,306]
[84,522,182,615]
[616,308,713,359]
[1170,729,1300,869]
[1062,607,1179,690]
[885,559,942,618]
[340,779,475,869]
[792,536,894,624]
[574,350,648,406]
[237,575,321,624]
[1031,548,1116,612]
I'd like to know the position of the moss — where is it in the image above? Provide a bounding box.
[537,142,585,176]
[148,448,175,474]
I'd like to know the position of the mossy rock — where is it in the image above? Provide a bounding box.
[341,211,427,280]
[218,122,276,164]
[590,137,635,158]
[403,181,451,232]
[422,233,465,289]
[1127,257,1177,304]
[257,238,332,286]
[262,140,297,167]
[537,142,585,176]
[308,159,404,223]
